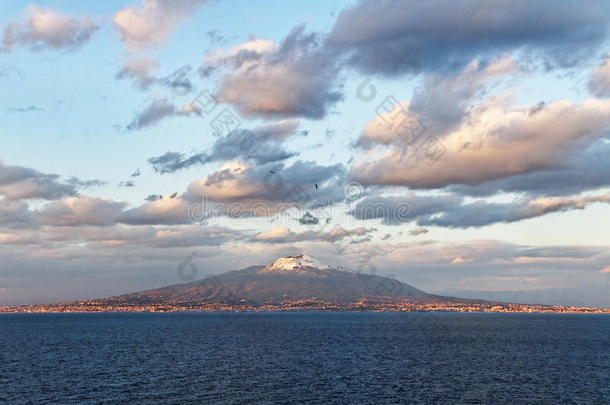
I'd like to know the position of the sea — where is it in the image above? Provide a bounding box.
[1,312,608,404]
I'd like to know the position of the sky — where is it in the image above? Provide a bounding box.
[1,0,610,306]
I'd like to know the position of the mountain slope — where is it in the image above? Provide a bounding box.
[130,255,435,305]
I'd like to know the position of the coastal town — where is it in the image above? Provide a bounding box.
[2,297,609,314]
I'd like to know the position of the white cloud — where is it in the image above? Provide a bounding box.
[113,0,207,51]
[2,6,100,52]
[256,226,294,242]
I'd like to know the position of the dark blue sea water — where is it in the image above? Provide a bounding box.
[1,312,609,404]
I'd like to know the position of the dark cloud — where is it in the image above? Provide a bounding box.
[144,194,162,202]
[349,194,459,224]
[127,99,177,131]
[298,212,319,225]
[148,120,303,173]
[118,181,135,188]
[158,65,193,94]
[0,161,76,200]
[4,105,43,113]
[327,0,610,76]
[448,140,610,197]
[206,130,297,165]
[416,194,610,228]
[206,29,226,45]
[409,57,519,130]
[349,191,610,228]
[589,56,610,97]
[66,177,106,189]
[0,200,35,229]
[148,151,207,174]
[131,169,141,177]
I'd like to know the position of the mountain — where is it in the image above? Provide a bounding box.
[3,254,608,313]
[131,254,435,306]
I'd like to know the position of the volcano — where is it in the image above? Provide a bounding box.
[122,254,440,307]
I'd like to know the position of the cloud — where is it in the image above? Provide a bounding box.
[115,57,158,89]
[148,152,207,174]
[409,57,520,130]
[0,199,35,229]
[38,197,126,227]
[448,140,610,197]
[144,194,162,202]
[209,26,343,119]
[66,177,106,189]
[117,194,190,225]
[327,0,610,75]
[352,98,610,189]
[349,191,610,228]
[116,160,346,225]
[4,105,43,113]
[589,56,610,97]
[148,226,241,248]
[186,160,345,209]
[127,99,177,130]
[451,257,474,264]
[113,1,205,90]
[148,120,303,173]
[0,161,76,200]
[113,0,207,51]
[299,212,319,225]
[254,225,375,244]
[2,6,100,52]
[349,193,459,224]
[410,228,428,236]
[255,226,294,242]
[416,193,610,228]
[118,181,135,188]
[200,38,278,77]
[599,266,610,274]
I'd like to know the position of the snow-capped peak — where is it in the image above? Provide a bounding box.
[259,254,332,273]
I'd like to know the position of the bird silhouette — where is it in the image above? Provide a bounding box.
[315,183,318,189]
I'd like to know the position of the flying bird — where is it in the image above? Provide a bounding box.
[315,184,318,189]
[170,192,178,198]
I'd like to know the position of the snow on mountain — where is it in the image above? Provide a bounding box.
[258,254,333,273]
